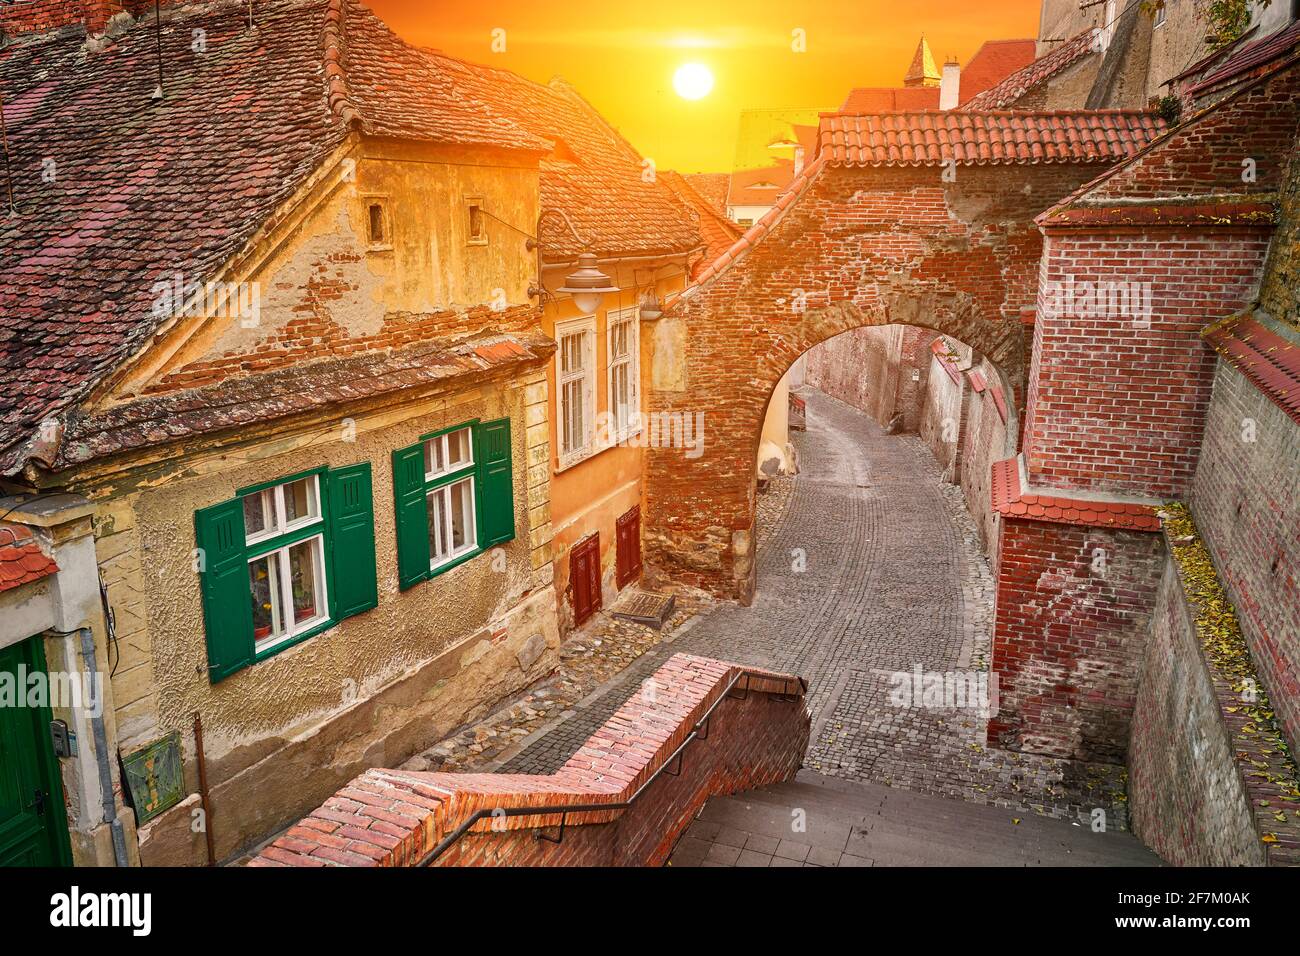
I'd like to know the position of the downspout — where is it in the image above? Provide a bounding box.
[78,626,130,867]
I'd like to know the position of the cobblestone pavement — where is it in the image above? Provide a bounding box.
[407,388,1130,827]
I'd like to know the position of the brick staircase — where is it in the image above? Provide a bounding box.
[669,770,1163,867]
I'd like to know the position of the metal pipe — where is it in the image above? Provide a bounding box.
[193,712,216,866]
[77,627,130,867]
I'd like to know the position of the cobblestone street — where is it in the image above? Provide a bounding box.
[405,388,1130,827]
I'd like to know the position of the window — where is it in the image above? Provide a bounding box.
[392,419,516,590]
[466,198,487,245]
[195,465,378,682]
[556,316,596,467]
[242,476,329,652]
[1154,1,1166,27]
[423,426,477,570]
[363,196,391,250]
[606,307,641,443]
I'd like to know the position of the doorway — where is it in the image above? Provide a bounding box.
[0,635,73,866]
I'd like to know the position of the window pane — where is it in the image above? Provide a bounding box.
[427,489,447,563]
[450,478,474,552]
[288,539,322,625]
[243,491,270,538]
[561,333,584,374]
[613,364,629,431]
[249,553,281,642]
[446,428,472,469]
[563,379,585,453]
[425,437,445,477]
[611,321,629,359]
[283,477,315,525]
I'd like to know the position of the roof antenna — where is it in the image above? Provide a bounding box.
[150,0,165,100]
[0,91,16,216]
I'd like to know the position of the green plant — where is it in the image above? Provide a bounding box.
[1200,0,1269,51]
[1152,93,1183,123]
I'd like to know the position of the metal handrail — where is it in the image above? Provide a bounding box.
[416,668,807,866]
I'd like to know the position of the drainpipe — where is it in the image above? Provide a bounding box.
[76,626,130,867]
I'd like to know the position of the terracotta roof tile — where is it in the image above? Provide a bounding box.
[817,109,1165,167]
[428,56,699,263]
[959,39,1038,104]
[962,30,1098,111]
[53,329,554,467]
[1188,20,1300,96]
[0,525,58,593]
[682,173,730,216]
[840,87,941,112]
[1204,314,1300,426]
[0,0,544,476]
[990,458,1161,531]
[659,171,743,279]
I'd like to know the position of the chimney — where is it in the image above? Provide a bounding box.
[940,57,961,110]
[0,1,129,39]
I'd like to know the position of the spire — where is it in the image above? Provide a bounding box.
[903,35,942,88]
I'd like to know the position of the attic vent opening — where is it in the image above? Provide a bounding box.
[367,203,386,244]
[466,198,487,245]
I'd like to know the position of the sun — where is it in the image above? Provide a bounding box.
[673,63,714,101]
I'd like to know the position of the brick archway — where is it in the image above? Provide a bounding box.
[643,157,1120,602]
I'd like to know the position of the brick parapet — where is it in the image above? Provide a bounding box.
[249,654,810,866]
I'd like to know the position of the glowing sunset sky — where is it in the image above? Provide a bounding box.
[367,0,1041,172]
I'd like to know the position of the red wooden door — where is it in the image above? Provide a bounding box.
[615,505,642,589]
[570,535,601,627]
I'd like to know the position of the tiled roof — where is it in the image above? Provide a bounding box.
[962,30,1098,110]
[659,171,743,279]
[0,525,58,593]
[840,87,940,112]
[52,330,554,468]
[687,157,827,290]
[1188,20,1300,96]
[1204,314,1300,427]
[991,458,1161,531]
[959,39,1038,104]
[427,55,700,263]
[683,173,731,216]
[0,0,543,476]
[816,110,1165,167]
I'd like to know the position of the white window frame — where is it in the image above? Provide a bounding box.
[426,475,478,571]
[556,315,596,470]
[424,426,475,482]
[605,306,642,445]
[242,475,329,654]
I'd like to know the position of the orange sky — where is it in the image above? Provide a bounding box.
[367,1,1042,172]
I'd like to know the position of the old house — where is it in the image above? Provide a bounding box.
[430,58,700,632]
[0,0,696,866]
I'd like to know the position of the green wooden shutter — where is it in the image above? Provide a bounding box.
[327,463,378,619]
[392,443,430,590]
[476,418,516,547]
[194,499,254,683]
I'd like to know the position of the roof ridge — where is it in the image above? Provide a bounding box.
[322,0,359,127]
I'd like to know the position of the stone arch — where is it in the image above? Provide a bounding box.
[642,159,1111,602]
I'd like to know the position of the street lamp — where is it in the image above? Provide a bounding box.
[525,208,619,314]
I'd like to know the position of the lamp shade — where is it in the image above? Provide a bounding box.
[557,253,619,315]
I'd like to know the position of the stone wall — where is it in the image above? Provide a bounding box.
[803,325,909,429]
[249,655,810,867]
[1190,349,1300,752]
[1128,555,1266,866]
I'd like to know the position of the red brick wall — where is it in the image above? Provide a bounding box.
[249,654,810,867]
[1024,228,1271,497]
[989,518,1164,762]
[648,161,1106,600]
[0,0,182,35]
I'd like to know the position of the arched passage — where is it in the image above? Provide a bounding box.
[643,155,1096,602]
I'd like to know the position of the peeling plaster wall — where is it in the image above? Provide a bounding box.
[90,379,559,863]
[144,141,540,394]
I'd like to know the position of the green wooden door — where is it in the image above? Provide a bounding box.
[0,637,73,866]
